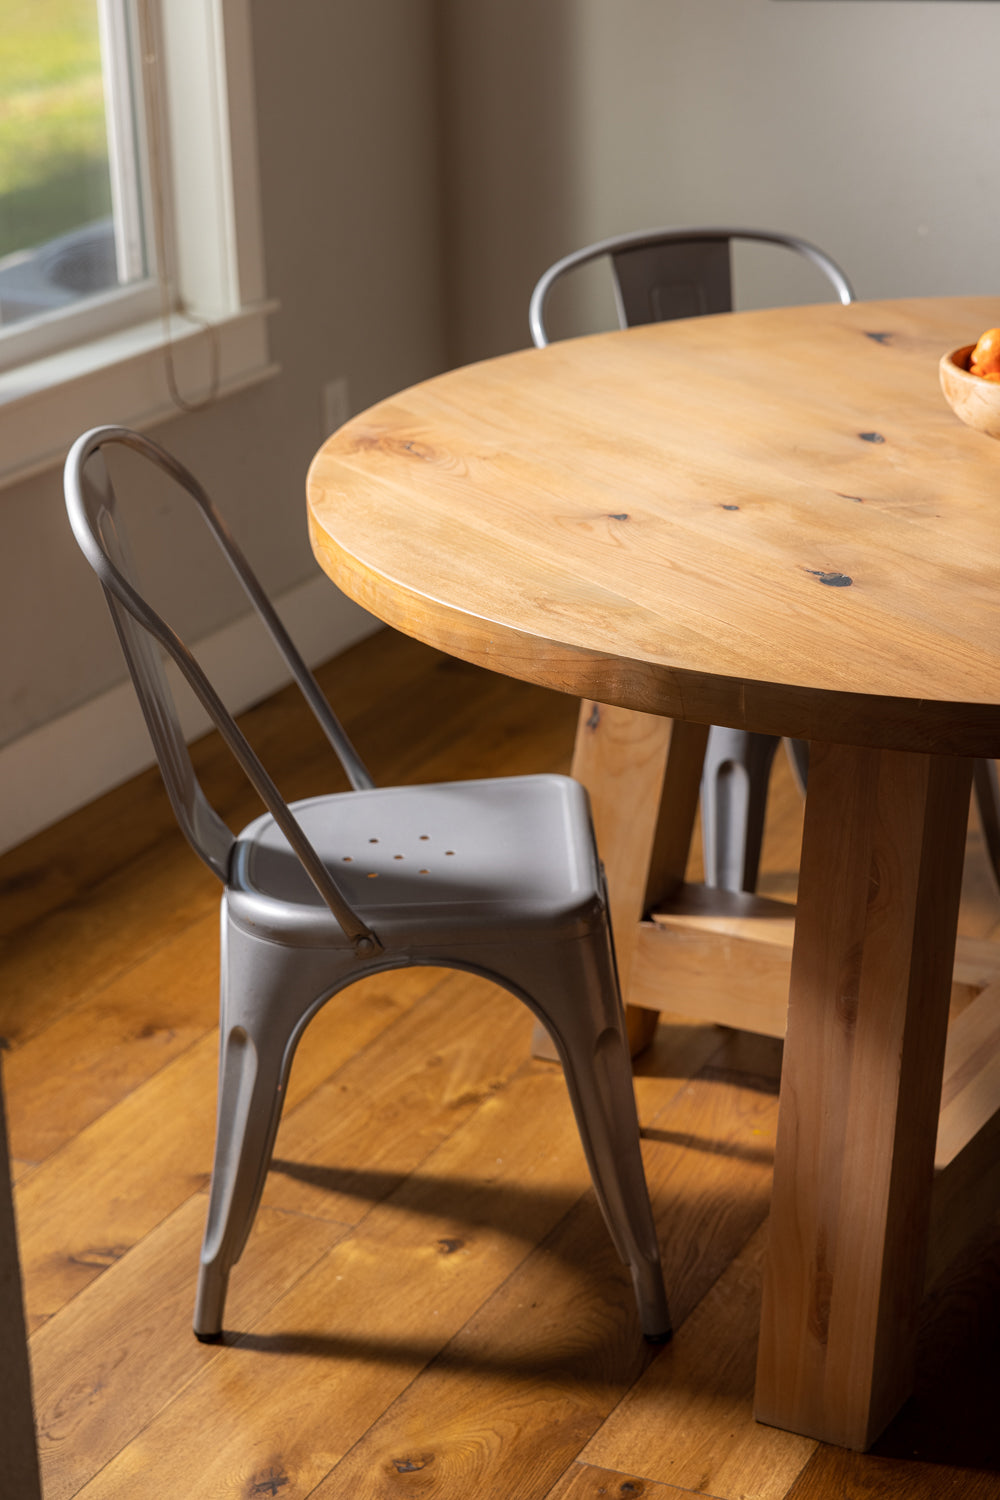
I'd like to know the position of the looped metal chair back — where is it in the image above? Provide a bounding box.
[65,425,380,952]
[529,224,854,348]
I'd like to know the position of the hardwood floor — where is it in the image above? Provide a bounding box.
[3,626,1000,1499]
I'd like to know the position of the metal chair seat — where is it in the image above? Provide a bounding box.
[230,775,604,940]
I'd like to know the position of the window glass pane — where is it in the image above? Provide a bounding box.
[0,0,142,329]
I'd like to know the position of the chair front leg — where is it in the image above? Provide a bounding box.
[195,918,356,1339]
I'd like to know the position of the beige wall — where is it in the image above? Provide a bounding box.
[1,0,446,751]
[437,0,584,364]
[3,0,999,844]
[444,0,1000,361]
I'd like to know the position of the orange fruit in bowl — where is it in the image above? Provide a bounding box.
[969,327,1000,377]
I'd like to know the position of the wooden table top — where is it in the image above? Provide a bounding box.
[307,296,1000,757]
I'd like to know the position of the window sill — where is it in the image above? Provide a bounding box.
[0,299,279,490]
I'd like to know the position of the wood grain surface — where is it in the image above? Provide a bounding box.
[308,297,1000,757]
[755,743,973,1449]
[307,300,1000,1449]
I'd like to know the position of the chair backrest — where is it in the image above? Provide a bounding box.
[529,225,855,347]
[64,425,381,955]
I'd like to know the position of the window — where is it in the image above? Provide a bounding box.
[0,0,274,488]
[0,0,152,354]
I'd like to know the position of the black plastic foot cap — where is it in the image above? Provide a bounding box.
[644,1326,673,1345]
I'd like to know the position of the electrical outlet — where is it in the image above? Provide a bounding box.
[321,376,351,437]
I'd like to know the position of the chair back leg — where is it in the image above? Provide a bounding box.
[700,726,781,892]
[973,758,1000,895]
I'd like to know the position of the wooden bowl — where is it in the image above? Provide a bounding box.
[939,344,1000,439]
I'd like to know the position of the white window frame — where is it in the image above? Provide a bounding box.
[0,0,277,490]
[0,0,160,373]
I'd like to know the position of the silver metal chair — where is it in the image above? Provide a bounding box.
[530,226,847,892]
[64,425,670,1345]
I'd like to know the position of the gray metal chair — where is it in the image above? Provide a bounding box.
[530,226,847,892]
[63,425,670,1345]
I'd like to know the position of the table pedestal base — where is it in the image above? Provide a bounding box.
[564,702,1000,1449]
[755,741,970,1450]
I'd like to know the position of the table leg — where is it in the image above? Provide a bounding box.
[570,701,707,1052]
[755,740,973,1450]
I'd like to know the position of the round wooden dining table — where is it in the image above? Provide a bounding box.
[307,295,1000,1451]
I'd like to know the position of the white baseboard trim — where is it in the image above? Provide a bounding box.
[0,575,378,856]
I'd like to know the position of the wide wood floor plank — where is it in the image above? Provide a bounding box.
[4,628,998,1499]
[581,1033,814,1500]
[544,1464,703,1499]
[0,765,185,946]
[0,838,216,1052]
[305,1032,785,1500]
[15,963,443,1327]
[583,1225,816,1500]
[277,964,451,1118]
[3,912,220,1164]
[639,1033,780,1329]
[68,1065,616,1499]
[304,1199,657,1500]
[16,1033,217,1329]
[32,1198,347,1500]
[262,973,535,1225]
